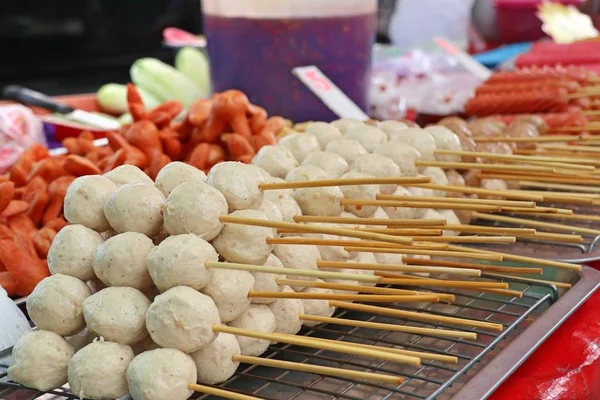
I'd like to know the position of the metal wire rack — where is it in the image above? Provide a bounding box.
[0,276,569,400]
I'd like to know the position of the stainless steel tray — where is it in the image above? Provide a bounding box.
[2,265,598,400]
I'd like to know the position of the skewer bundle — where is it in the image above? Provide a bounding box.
[8,115,587,400]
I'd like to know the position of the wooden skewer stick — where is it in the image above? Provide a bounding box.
[331,301,504,332]
[298,314,476,340]
[375,276,509,289]
[402,257,543,275]
[482,273,573,289]
[499,205,572,215]
[206,261,380,283]
[396,225,536,235]
[293,215,446,226]
[480,172,600,186]
[518,180,600,193]
[415,160,557,173]
[344,246,503,261]
[219,215,413,245]
[258,176,430,190]
[446,244,582,272]
[404,183,545,201]
[407,235,514,244]
[188,384,261,400]
[340,198,502,212]
[472,135,590,143]
[232,355,404,384]
[514,149,600,159]
[214,325,421,366]
[434,149,600,166]
[472,211,600,236]
[515,189,597,204]
[307,337,458,364]
[279,227,444,236]
[513,212,600,223]
[247,291,441,303]
[276,279,456,302]
[538,144,600,153]
[377,271,524,298]
[317,260,481,277]
[267,237,449,250]
[547,125,600,132]
[376,193,536,208]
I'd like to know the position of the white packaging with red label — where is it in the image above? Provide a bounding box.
[0,104,46,173]
[292,65,370,121]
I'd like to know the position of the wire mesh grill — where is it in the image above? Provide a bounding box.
[0,280,557,400]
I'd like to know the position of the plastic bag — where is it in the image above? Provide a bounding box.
[0,286,31,364]
[0,105,45,173]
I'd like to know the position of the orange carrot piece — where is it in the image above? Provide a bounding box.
[159,129,183,161]
[44,217,68,232]
[27,190,50,225]
[188,98,213,127]
[0,224,13,241]
[237,154,254,163]
[27,144,50,162]
[0,182,15,215]
[27,157,68,183]
[22,177,48,202]
[103,148,127,173]
[0,240,49,296]
[63,137,82,155]
[0,271,18,296]
[127,83,146,121]
[48,175,76,198]
[250,130,277,152]
[221,133,255,160]
[186,143,211,170]
[9,164,28,187]
[149,154,171,180]
[64,155,102,176]
[1,200,29,218]
[14,230,39,259]
[33,227,56,258]
[147,101,184,128]
[43,195,63,225]
[7,213,36,234]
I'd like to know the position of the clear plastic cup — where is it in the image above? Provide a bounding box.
[202,0,377,122]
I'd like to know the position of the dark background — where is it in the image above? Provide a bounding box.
[0,0,395,96]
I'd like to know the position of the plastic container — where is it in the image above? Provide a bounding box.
[495,0,584,43]
[202,0,377,122]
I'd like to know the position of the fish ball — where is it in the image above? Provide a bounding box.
[339,171,379,217]
[258,199,283,224]
[104,183,165,237]
[374,140,421,177]
[422,166,449,197]
[68,340,134,400]
[274,240,320,291]
[126,348,196,400]
[228,304,276,356]
[302,151,349,178]
[425,125,462,162]
[251,254,285,305]
[201,269,255,323]
[48,224,103,281]
[207,162,265,212]
[325,139,368,165]
[387,128,436,162]
[302,280,335,326]
[331,118,364,134]
[191,333,241,385]
[383,186,416,220]
[8,330,74,391]
[146,286,220,352]
[147,234,216,292]
[268,285,304,335]
[27,274,91,336]
[352,154,401,194]
[279,132,320,163]
[64,175,116,232]
[163,181,228,240]
[104,165,153,188]
[155,161,207,197]
[345,124,387,152]
[212,209,274,265]
[93,232,154,290]
[83,287,150,345]
[252,145,299,178]
[305,122,343,149]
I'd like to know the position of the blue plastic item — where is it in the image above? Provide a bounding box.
[473,42,533,68]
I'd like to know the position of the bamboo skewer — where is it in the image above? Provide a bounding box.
[447,244,582,271]
[206,261,380,283]
[307,337,458,364]
[267,237,449,251]
[278,227,444,236]
[518,181,600,193]
[247,291,441,303]
[214,325,421,366]
[277,279,456,302]
[219,216,413,245]
[434,149,600,166]
[513,212,600,222]
[539,144,600,153]
[472,212,600,236]
[472,135,591,143]
[258,176,430,190]
[375,276,510,289]
[188,384,261,400]
[298,315,476,339]
[402,257,544,275]
[376,194,536,208]
[415,160,558,173]
[293,215,447,226]
[515,189,597,204]
[232,355,404,384]
[317,260,481,277]
[340,198,503,212]
[404,183,544,201]
[480,172,600,186]
[344,246,503,261]
[482,273,573,289]
[330,301,504,332]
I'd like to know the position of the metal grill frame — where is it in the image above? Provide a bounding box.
[2,267,599,400]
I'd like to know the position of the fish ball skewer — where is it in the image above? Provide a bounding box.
[190,333,241,385]
[251,254,285,304]
[252,145,299,178]
[104,183,165,237]
[201,269,255,323]
[302,151,349,178]
[104,165,153,188]
[279,132,320,163]
[352,154,401,194]
[47,224,104,281]
[228,304,277,356]
[268,285,305,335]
[154,161,207,196]
[374,140,421,177]
[64,175,116,232]
[206,162,266,212]
[345,125,388,152]
[305,122,343,148]
[325,138,368,164]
